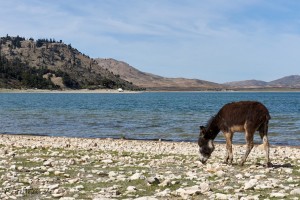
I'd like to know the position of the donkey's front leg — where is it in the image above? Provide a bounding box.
[223,132,233,164]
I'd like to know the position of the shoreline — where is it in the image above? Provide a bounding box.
[1,88,299,93]
[2,133,300,149]
[0,133,300,199]
[0,88,143,94]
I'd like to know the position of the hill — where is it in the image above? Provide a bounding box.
[96,58,223,91]
[269,75,300,88]
[225,75,300,89]
[0,35,140,90]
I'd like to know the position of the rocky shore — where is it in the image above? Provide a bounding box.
[0,134,299,199]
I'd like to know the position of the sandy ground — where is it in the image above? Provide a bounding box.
[0,134,299,199]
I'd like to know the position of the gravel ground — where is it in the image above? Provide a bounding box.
[0,134,299,200]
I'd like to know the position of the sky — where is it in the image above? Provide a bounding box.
[0,0,299,83]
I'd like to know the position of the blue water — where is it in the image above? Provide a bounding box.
[0,92,299,146]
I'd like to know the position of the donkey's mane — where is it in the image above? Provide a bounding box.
[204,115,220,140]
[206,115,216,128]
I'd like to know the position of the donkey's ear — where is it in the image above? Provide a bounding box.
[199,126,206,137]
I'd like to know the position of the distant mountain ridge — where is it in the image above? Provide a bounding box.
[96,58,223,90]
[225,75,300,89]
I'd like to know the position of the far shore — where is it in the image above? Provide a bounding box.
[0,88,143,94]
[0,88,299,94]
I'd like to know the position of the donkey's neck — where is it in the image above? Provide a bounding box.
[204,115,220,140]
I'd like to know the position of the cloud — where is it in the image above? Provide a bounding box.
[0,0,299,82]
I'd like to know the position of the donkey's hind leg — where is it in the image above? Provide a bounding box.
[259,122,272,167]
[240,129,254,166]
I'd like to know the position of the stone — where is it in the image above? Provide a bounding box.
[127,186,137,192]
[74,185,84,190]
[215,193,228,200]
[216,170,225,177]
[155,188,171,197]
[199,182,210,193]
[158,179,171,187]
[130,173,144,180]
[108,171,117,177]
[235,174,243,179]
[244,179,258,190]
[290,188,300,195]
[48,184,60,190]
[134,197,158,200]
[43,160,53,167]
[68,178,79,184]
[102,159,113,164]
[270,192,287,198]
[10,165,16,170]
[147,177,160,185]
[52,188,65,198]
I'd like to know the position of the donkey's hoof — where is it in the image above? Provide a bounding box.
[265,162,273,168]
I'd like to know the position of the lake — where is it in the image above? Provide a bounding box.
[0,92,299,146]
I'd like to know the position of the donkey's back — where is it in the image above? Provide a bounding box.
[217,101,270,133]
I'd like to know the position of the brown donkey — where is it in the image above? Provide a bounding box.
[198,101,271,166]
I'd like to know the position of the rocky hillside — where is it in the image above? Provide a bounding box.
[225,75,300,89]
[96,58,223,91]
[268,75,300,88]
[0,35,140,90]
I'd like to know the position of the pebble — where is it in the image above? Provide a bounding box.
[0,134,299,199]
[270,192,287,198]
[290,188,300,195]
[244,179,258,190]
[130,173,144,180]
[127,186,137,192]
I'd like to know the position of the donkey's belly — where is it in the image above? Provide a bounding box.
[229,125,245,132]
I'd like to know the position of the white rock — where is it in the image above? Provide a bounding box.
[54,171,62,175]
[68,178,79,184]
[134,197,158,200]
[186,171,198,179]
[284,168,293,174]
[147,177,160,185]
[52,188,65,198]
[158,179,171,187]
[244,179,258,190]
[216,170,225,177]
[183,185,201,195]
[130,173,144,180]
[199,182,210,193]
[102,159,113,163]
[43,160,53,167]
[59,198,75,200]
[215,193,228,200]
[127,186,137,192]
[48,184,60,190]
[74,185,84,190]
[10,165,16,170]
[155,188,171,197]
[235,174,243,179]
[270,192,286,198]
[108,171,117,177]
[290,188,300,195]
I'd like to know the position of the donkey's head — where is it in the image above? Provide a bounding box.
[198,126,215,164]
